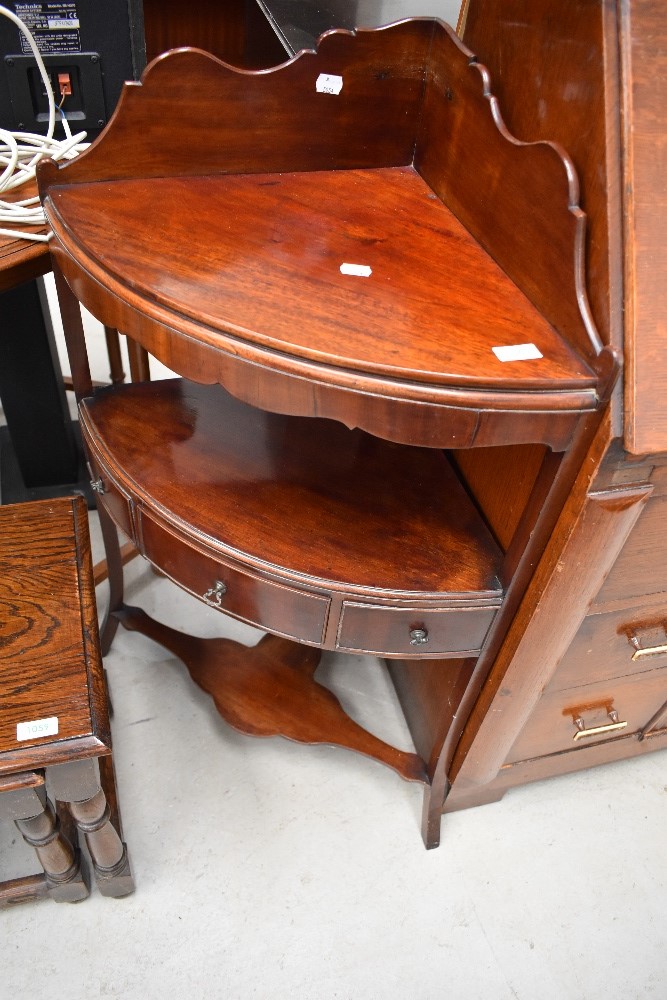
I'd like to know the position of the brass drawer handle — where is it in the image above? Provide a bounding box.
[90,477,106,494]
[409,627,429,646]
[572,710,628,742]
[629,635,667,661]
[203,580,227,606]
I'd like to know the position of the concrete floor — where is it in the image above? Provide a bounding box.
[2,282,666,997]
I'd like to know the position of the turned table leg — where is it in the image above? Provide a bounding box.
[49,758,134,898]
[0,773,89,905]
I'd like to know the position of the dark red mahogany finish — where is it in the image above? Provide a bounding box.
[39,19,619,847]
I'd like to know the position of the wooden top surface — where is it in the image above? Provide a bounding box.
[0,182,50,293]
[82,378,504,600]
[47,166,595,393]
[0,497,109,772]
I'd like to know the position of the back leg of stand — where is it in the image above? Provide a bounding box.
[97,504,125,655]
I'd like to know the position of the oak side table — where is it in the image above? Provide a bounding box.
[0,496,134,906]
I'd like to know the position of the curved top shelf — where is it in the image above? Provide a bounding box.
[40,18,617,449]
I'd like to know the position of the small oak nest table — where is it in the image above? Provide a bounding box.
[38,19,617,848]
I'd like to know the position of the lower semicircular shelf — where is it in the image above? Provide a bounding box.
[80,378,504,658]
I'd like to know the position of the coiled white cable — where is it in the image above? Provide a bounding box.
[0,4,88,241]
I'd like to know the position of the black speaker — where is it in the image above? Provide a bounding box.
[0,0,145,139]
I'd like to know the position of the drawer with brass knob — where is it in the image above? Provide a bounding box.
[138,511,330,646]
[545,603,667,694]
[336,602,498,658]
[506,666,667,764]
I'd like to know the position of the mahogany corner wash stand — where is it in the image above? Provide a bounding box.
[39,19,619,848]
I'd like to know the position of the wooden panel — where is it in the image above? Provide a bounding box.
[460,0,623,351]
[0,498,109,774]
[444,726,667,813]
[139,512,329,646]
[594,495,667,605]
[142,0,287,68]
[39,24,435,184]
[415,19,603,362]
[547,604,667,693]
[620,0,667,453]
[449,478,653,788]
[387,657,475,773]
[507,665,667,763]
[453,444,548,551]
[337,603,498,658]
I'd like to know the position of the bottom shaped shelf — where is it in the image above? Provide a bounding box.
[116,605,428,785]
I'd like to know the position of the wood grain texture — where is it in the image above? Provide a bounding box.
[443,725,667,813]
[460,0,623,355]
[40,23,435,183]
[80,378,503,656]
[620,0,667,453]
[506,664,667,763]
[545,602,667,693]
[594,494,667,605]
[38,20,613,444]
[0,181,50,292]
[48,244,596,451]
[46,168,593,394]
[415,21,605,365]
[0,497,110,775]
[450,479,653,788]
[142,0,287,68]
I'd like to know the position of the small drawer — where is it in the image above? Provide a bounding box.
[546,606,667,693]
[507,666,667,764]
[86,451,135,543]
[595,494,667,605]
[336,602,498,657]
[139,513,329,645]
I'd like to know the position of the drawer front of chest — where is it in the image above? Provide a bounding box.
[507,666,667,764]
[138,512,329,646]
[545,604,667,693]
[336,602,498,658]
[595,493,667,605]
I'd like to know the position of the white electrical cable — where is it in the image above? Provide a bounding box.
[0,4,89,241]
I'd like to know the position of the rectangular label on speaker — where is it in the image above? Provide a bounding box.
[15,3,81,54]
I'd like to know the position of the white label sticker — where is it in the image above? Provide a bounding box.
[340,263,372,277]
[492,343,543,362]
[17,717,59,741]
[316,73,343,95]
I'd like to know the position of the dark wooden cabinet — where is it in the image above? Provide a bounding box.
[37,3,667,848]
[442,0,667,816]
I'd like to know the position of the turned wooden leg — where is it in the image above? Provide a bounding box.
[103,326,126,384]
[0,773,89,905]
[49,758,134,898]
[126,337,150,382]
[97,503,125,655]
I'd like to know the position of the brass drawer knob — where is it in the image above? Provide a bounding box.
[203,580,227,606]
[90,477,106,494]
[409,627,429,646]
[572,709,628,742]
